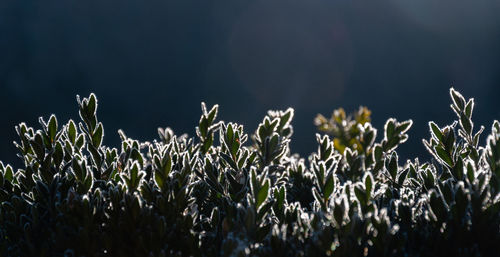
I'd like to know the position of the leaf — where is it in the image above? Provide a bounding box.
[324,172,335,200]
[435,146,453,167]
[83,171,94,192]
[450,88,465,110]
[68,120,77,144]
[256,178,270,209]
[312,187,326,210]
[250,169,258,197]
[88,144,102,168]
[75,134,85,150]
[163,154,172,177]
[429,122,443,142]
[364,172,373,198]
[269,133,280,154]
[237,149,249,170]
[48,115,58,143]
[277,186,285,209]
[397,167,409,186]
[207,104,219,124]
[460,112,473,135]
[473,126,484,147]
[395,120,413,134]
[4,165,13,182]
[72,159,84,181]
[354,185,367,206]
[220,152,238,170]
[385,119,396,140]
[465,99,474,118]
[154,171,165,190]
[452,157,464,180]
[53,142,64,167]
[443,128,456,154]
[92,123,104,147]
[466,162,475,183]
[387,152,398,180]
[32,133,45,160]
[425,169,436,189]
[374,144,383,161]
[87,93,97,116]
[199,117,209,138]
[257,200,274,221]
[280,108,294,128]
[200,102,208,115]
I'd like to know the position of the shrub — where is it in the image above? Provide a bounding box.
[1,88,499,256]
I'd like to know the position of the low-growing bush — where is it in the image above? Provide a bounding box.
[1,88,499,256]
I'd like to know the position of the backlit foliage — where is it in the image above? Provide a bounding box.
[1,88,499,256]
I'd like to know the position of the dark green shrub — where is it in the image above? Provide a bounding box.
[1,88,499,256]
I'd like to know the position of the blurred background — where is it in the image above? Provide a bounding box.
[1,0,500,166]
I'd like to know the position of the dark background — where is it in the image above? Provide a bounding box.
[1,0,500,167]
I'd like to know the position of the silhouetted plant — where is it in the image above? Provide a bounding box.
[1,88,499,256]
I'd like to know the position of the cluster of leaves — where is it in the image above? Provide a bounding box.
[1,88,499,256]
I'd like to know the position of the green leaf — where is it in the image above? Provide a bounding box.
[397,167,409,186]
[312,187,326,210]
[256,178,270,209]
[435,146,453,167]
[257,200,274,221]
[53,142,64,167]
[48,115,58,143]
[68,120,77,144]
[429,122,443,142]
[83,171,94,192]
[460,112,473,135]
[220,152,238,170]
[87,93,97,116]
[4,165,13,182]
[354,185,367,206]
[425,169,436,189]
[200,102,208,115]
[154,171,165,190]
[385,119,396,139]
[466,162,475,183]
[75,134,85,150]
[92,123,104,147]
[387,152,398,180]
[250,169,258,196]
[72,159,84,181]
[32,133,45,160]
[443,128,455,153]
[374,144,383,161]
[465,99,474,118]
[163,154,172,177]
[450,88,465,110]
[237,149,249,169]
[88,144,102,168]
[323,173,334,200]
[364,172,373,198]
[280,108,294,127]
[395,120,413,134]
[207,104,219,124]
[452,157,464,180]
[199,117,208,138]
[473,126,484,147]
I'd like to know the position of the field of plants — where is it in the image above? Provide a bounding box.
[1,88,499,256]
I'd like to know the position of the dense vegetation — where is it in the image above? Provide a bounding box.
[1,88,499,256]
